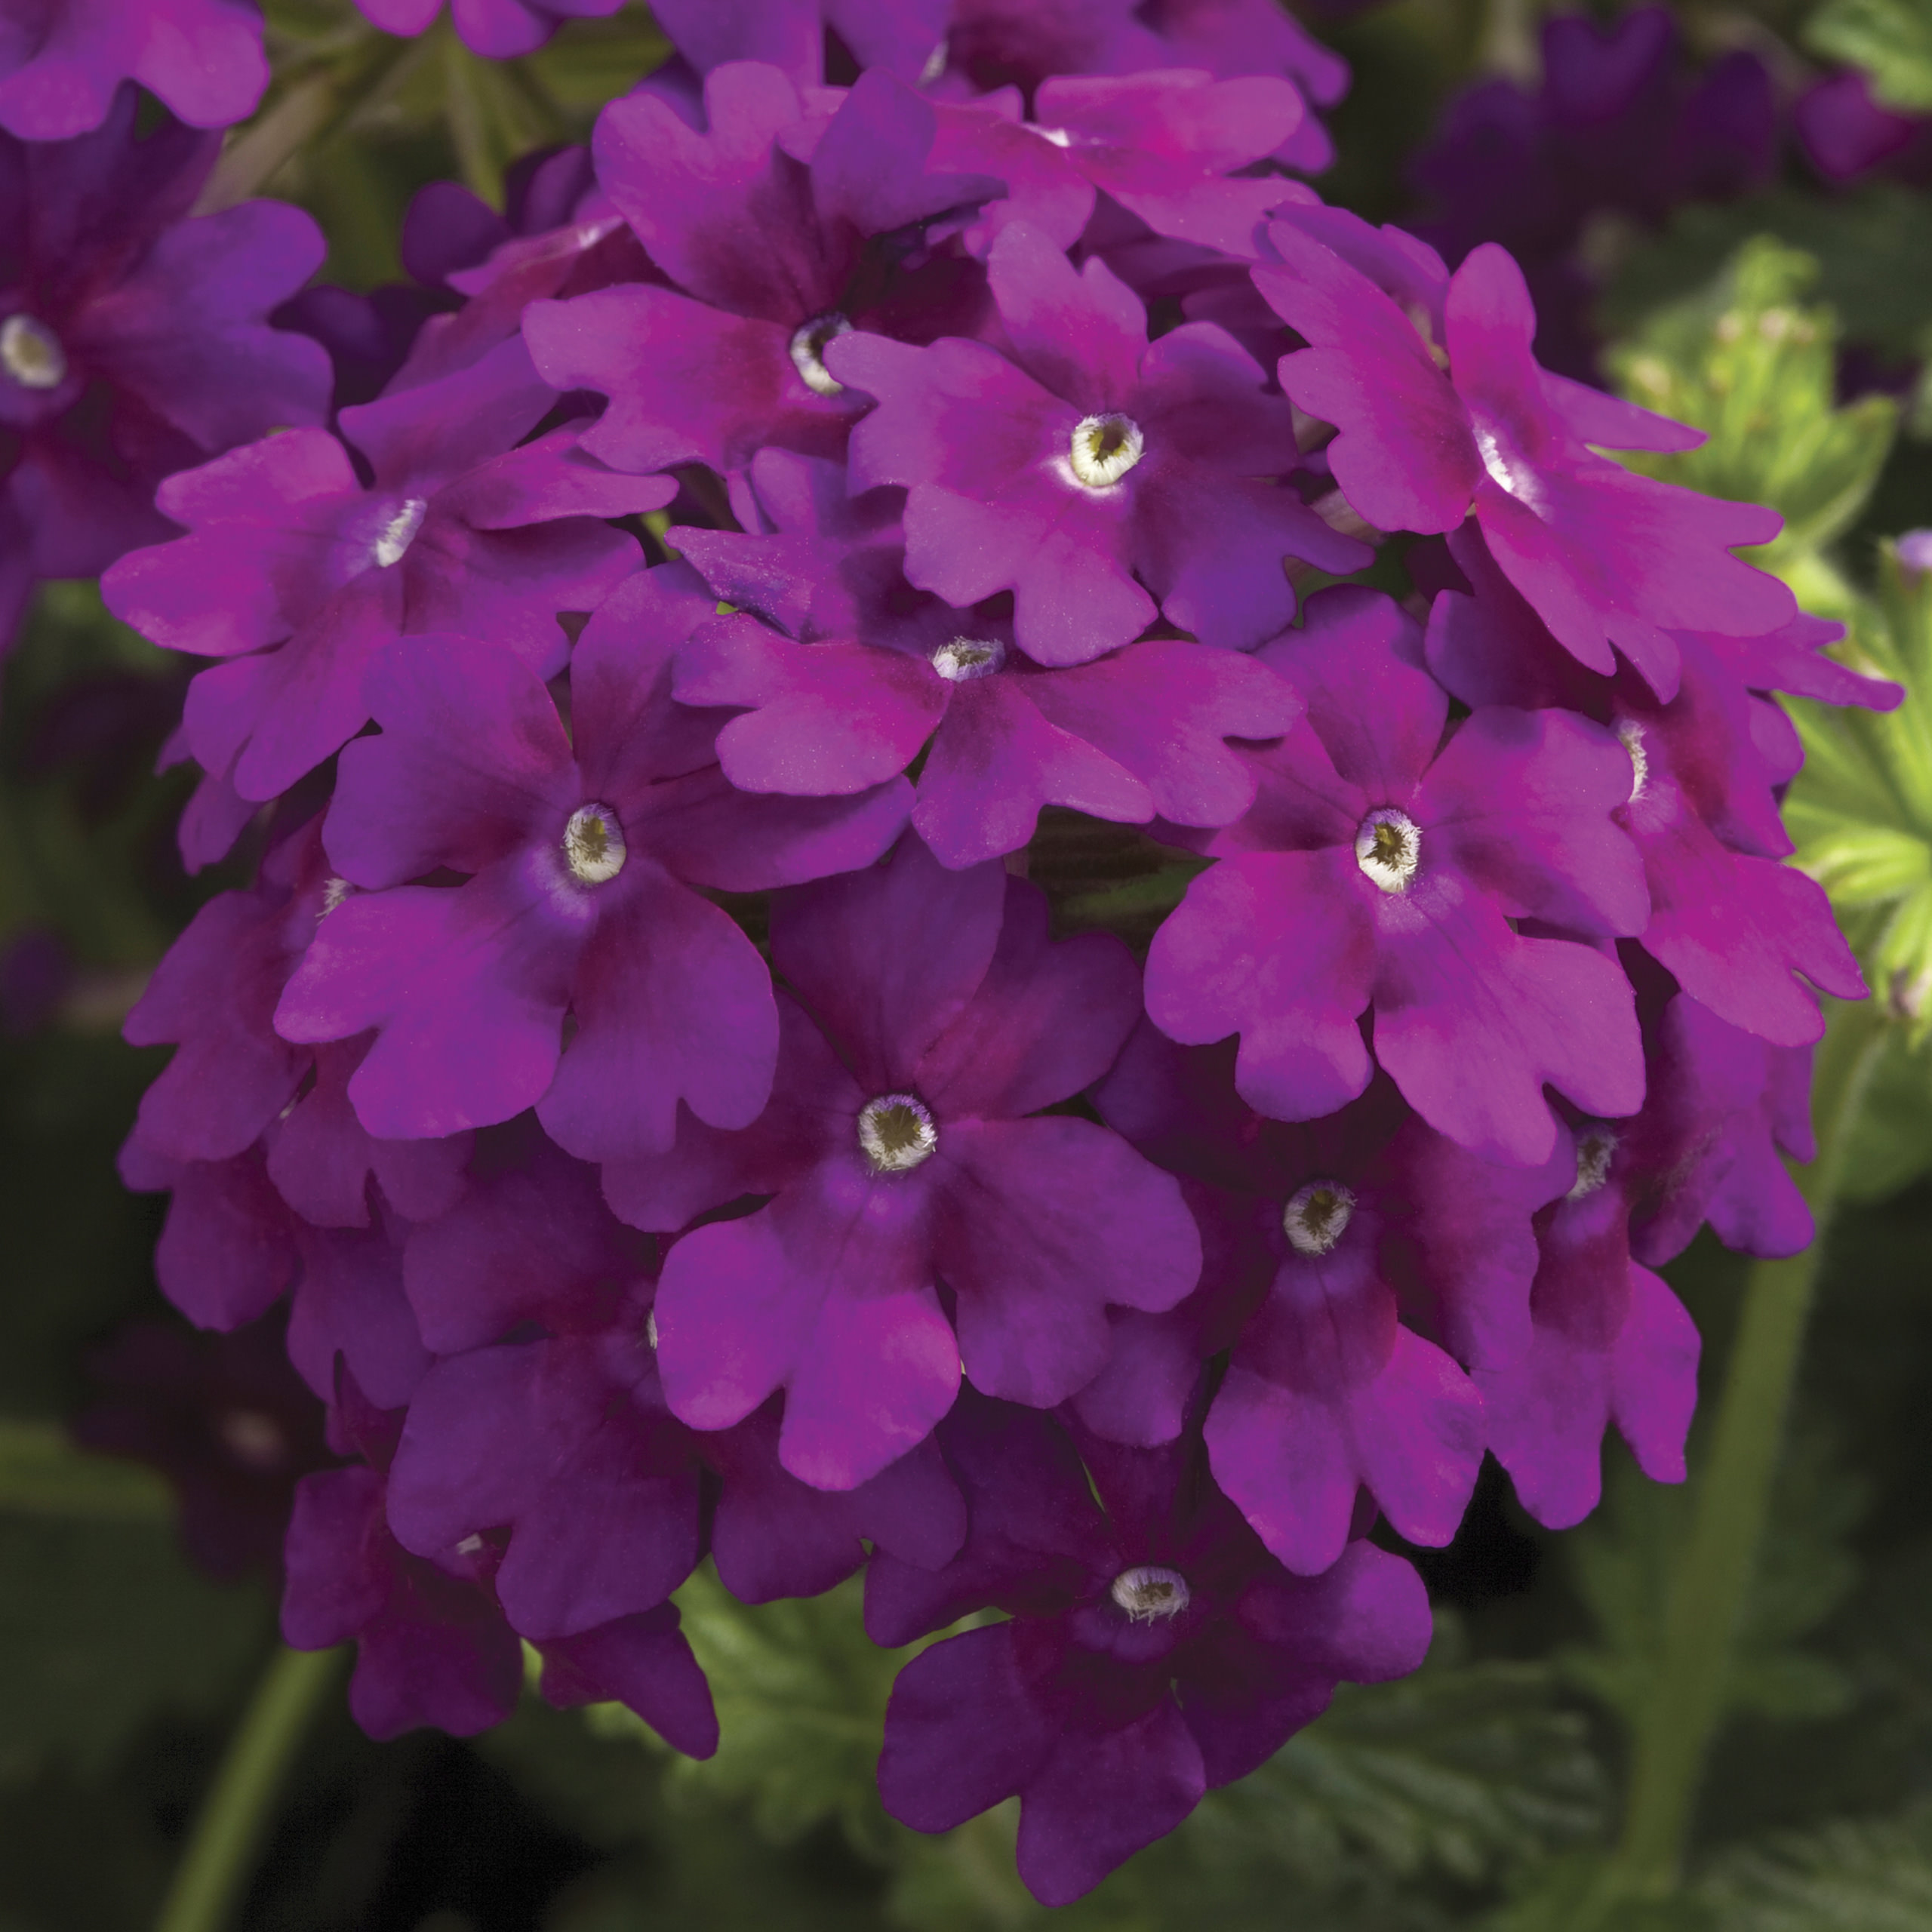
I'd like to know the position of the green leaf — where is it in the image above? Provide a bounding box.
[0,1422,170,1521]
[1561,1434,1861,1737]
[1602,186,1932,369]
[660,1568,912,1863]
[1838,1029,1932,1201]
[1608,238,1898,574]
[1786,546,1932,1043]
[1804,0,1932,114]
[1698,1798,1932,1929]
[0,1514,270,1782]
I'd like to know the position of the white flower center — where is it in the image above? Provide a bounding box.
[1110,1564,1190,1622]
[789,312,854,397]
[918,35,949,85]
[1568,1127,1617,1201]
[321,876,354,915]
[372,497,427,568]
[645,1309,660,1350]
[1067,412,1144,489]
[1617,719,1649,802]
[1284,1180,1355,1255]
[1355,808,1420,894]
[2,313,66,389]
[563,804,626,884]
[931,636,1006,681]
[858,1093,937,1174]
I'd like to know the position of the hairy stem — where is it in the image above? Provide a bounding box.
[154,1644,345,1932]
[1604,998,1889,1902]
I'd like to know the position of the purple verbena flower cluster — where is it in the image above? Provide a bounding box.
[0,0,1892,1903]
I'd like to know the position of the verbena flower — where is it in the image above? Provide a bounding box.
[272,580,907,1149]
[670,447,1302,866]
[103,334,668,801]
[2,89,329,641]
[0,0,265,140]
[830,219,1369,663]
[651,836,1201,1487]
[1144,588,1647,1165]
[872,1398,1430,1904]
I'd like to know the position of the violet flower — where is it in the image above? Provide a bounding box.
[670,447,1303,866]
[650,835,1202,1488]
[102,333,667,802]
[872,1398,1431,1906]
[285,1367,717,1754]
[1094,1023,1500,1572]
[523,63,1002,491]
[271,575,909,1151]
[1144,588,1648,1167]
[0,0,266,140]
[829,219,1369,665]
[3,90,331,641]
[351,0,625,61]
[1475,1118,1699,1531]
[1425,522,1869,1048]
[1255,214,1794,698]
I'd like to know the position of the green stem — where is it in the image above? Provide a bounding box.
[1602,999,1890,1903]
[153,1644,345,1932]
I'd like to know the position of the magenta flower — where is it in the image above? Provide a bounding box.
[0,1,266,140]
[285,1368,716,1754]
[523,63,1001,489]
[122,817,331,1166]
[999,69,1316,257]
[829,220,1368,664]
[266,1036,475,1230]
[648,0,951,84]
[351,0,624,60]
[651,835,1202,1488]
[1475,1118,1700,1531]
[1255,216,1795,697]
[386,1278,706,1643]
[272,575,910,1152]
[671,447,1302,866]
[389,1123,965,1611]
[1425,522,1868,1047]
[872,1400,1431,1906]
[1145,589,1648,1165]
[3,91,329,640]
[1094,1023,1492,1572]
[103,334,667,801]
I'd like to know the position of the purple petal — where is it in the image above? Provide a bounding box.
[537,869,779,1162]
[916,878,1143,1120]
[1371,891,1643,1166]
[1146,849,1377,1122]
[772,835,1007,1091]
[936,1116,1201,1408]
[540,1604,719,1758]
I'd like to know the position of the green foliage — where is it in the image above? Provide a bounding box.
[234,1,669,277]
[1604,186,1932,374]
[1561,1433,1861,1737]
[1608,238,1898,605]
[657,1567,911,1860]
[1804,0,1932,112]
[1785,543,1932,1042]
[1700,1800,1932,1929]
[0,1511,270,1783]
